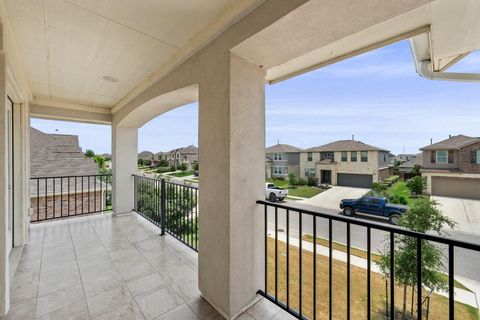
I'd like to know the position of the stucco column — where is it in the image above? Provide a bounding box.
[198,53,265,319]
[112,125,137,214]
[0,24,9,317]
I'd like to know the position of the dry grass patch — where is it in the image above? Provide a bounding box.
[266,237,478,319]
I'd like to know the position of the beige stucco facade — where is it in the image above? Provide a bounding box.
[300,150,390,185]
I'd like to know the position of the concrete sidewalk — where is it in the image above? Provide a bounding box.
[267,231,479,309]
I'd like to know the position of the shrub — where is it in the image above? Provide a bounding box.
[143,160,151,166]
[158,159,169,167]
[389,194,408,205]
[156,167,171,173]
[178,163,188,171]
[307,176,319,187]
[406,176,427,195]
[297,178,308,186]
[371,182,388,192]
[192,162,199,171]
[385,175,400,183]
[288,173,299,187]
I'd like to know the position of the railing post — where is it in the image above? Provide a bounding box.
[160,178,166,236]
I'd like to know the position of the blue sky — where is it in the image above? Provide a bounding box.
[31,40,480,155]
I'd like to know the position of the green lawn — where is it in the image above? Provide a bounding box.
[168,171,194,177]
[387,181,426,206]
[267,179,324,198]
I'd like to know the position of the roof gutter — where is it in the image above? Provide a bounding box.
[417,60,480,83]
[409,37,480,83]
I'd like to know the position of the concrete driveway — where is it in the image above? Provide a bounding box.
[433,196,480,235]
[300,186,370,211]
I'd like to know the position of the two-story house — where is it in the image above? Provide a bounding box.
[265,143,302,179]
[300,140,391,188]
[420,135,480,199]
[168,145,199,170]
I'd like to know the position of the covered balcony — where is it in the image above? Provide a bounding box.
[1,0,480,319]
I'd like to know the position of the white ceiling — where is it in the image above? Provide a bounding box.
[3,0,245,108]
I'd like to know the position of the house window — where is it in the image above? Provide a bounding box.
[341,151,348,162]
[304,168,316,178]
[320,152,334,161]
[307,152,312,161]
[436,150,448,164]
[476,150,480,164]
[273,166,287,175]
[273,153,284,161]
[361,151,368,162]
[351,151,357,162]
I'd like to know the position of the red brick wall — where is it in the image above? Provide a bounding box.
[31,191,105,221]
[459,142,480,173]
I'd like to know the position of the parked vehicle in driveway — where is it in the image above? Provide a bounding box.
[266,183,288,202]
[339,196,408,224]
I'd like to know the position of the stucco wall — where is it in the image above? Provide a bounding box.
[422,150,459,170]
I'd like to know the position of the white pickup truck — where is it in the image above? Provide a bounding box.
[265,183,288,202]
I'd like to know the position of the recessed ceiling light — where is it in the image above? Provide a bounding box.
[102,76,119,83]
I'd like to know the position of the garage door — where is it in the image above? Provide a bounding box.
[337,173,373,188]
[432,177,480,200]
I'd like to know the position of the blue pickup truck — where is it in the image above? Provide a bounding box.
[339,196,408,224]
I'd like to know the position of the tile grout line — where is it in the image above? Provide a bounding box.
[123,214,189,319]
[32,223,47,320]
[120,213,201,319]
[88,213,150,320]
[66,218,89,318]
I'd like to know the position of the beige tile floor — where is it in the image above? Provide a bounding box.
[1,213,293,320]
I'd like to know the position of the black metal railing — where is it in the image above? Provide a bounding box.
[30,174,112,222]
[257,200,480,320]
[133,175,198,251]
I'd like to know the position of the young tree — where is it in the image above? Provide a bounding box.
[158,159,169,167]
[378,199,456,318]
[85,149,95,158]
[412,164,421,177]
[288,173,299,187]
[93,155,106,169]
[406,176,427,195]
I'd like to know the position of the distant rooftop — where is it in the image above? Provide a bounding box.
[30,127,99,178]
[305,140,389,152]
[265,143,303,153]
[398,153,423,168]
[420,135,480,151]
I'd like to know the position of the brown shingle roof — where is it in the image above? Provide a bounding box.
[265,143,303,153]
[30,128,99,178]
[420,135,480,151]
[304,140,388,152]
